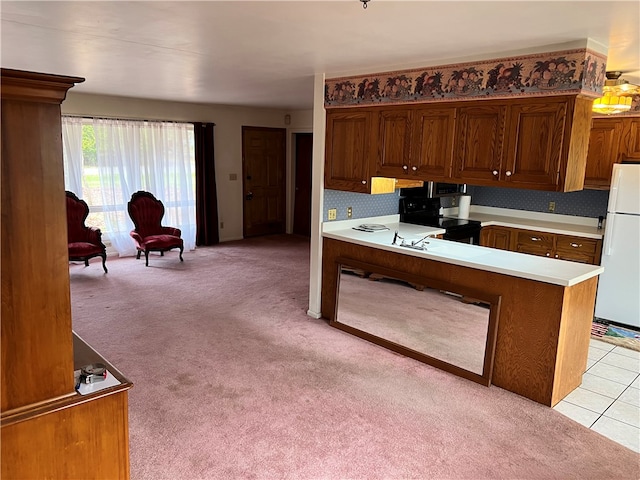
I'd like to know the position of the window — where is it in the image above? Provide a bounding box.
[62,116,196,255]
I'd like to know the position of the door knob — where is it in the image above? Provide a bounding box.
[246,192,254,200]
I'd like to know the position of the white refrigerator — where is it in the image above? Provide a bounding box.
[594,163,640,328]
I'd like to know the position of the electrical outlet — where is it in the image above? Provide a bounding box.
[548,201,556,213]
[328,208,337,221]
[347,206,353,218]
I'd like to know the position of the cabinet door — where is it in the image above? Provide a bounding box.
[411,106,456,180]
[503,99,567,188]
[621,117,640,160]
[514,230,554,257]
[325,110,373,193]
[480,226,513,250]
[584,118,624,189]
[376,108,413,178]
[453,104,507,183]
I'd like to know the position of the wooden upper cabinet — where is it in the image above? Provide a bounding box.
[410,106,456,180]
[584,118,624,189]
[453,103,507,183]
[502,99,567,188]
[621,117,640,160]
[325,109,375,193]
[375,108,413,178]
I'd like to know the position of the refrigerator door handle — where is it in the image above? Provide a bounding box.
[602,214,615,257]
[609,167,623,213]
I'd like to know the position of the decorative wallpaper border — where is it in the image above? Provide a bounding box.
[325,48,607,108]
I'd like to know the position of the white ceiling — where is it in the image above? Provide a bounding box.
[1,1,639,110]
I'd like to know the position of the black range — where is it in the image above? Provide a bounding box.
[399,196,482,245]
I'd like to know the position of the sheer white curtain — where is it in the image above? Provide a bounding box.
[62,116,84,195]
[61,116,196,256]
[92,118,196,256]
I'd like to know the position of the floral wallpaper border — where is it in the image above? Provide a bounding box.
[325,48,607,108]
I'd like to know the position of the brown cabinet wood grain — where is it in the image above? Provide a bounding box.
[481,224,602,265]
[325,109,375,193]
[410,106,456,180]
[479,226,512,251]
[325,95,593,193]
[584,118,624,189]
[375,108,413,178]
[585,116,640,189]
[502,99,567,188]
[453,103,507,184]
[1,68,132,480]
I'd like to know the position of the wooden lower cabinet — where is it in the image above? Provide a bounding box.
[479,226,512,251]
[322,238,597,406]
[481,225,602,265]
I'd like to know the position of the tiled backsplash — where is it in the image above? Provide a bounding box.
[323,185,610,222]
[323,190,400,221]
[467,186,610,218]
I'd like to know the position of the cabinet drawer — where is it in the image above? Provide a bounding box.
[555,235,598,255]
[515,231,554,256]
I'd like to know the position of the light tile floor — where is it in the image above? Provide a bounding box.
[554,338,640,453]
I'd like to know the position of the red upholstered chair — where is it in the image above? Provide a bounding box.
[127,191,184,266]
[66,191,108,273]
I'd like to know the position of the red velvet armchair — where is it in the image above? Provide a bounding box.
[66,191,108,273]
[127,191,184,266]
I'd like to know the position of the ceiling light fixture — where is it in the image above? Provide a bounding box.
[360,0,371,9]
[592,71,639,115]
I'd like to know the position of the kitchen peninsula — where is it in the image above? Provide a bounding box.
[321,216,603,406]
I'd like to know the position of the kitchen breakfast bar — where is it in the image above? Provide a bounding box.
[321,216,604,407]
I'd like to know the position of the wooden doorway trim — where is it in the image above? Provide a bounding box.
[242,126,287,237]
[293,132,313,237]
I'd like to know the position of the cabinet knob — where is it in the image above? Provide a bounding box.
[411,166,417,171]
[403,165,408,170]
[361,180,367,184]
[531,237,542,241]
[546,252,551,257]
[505,170,512,177]
[570,243,582,248]
[554,254,559,258]
[492,170,498,176]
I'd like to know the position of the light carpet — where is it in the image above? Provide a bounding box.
[70,235,639,480]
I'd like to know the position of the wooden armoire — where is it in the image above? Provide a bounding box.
[1,68,133,479]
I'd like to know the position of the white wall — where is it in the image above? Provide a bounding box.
[62,92,312,242]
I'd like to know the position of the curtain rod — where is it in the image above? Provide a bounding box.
[62,114,215,126]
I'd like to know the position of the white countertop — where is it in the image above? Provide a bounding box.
[322,215,603,287]
[460,206,605,239]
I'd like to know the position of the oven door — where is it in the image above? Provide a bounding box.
[443,227,481,245]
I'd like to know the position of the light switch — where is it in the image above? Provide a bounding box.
[229,173,237,181]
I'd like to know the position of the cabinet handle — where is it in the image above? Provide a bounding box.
[530,237,542,241]
[411,166,417,171]
[492,170,499,176]
[570,242,582,248]
[361,180,367,184]
[505,170,512,177]
[403,165,408,170]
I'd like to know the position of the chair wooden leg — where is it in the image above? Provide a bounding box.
[160,251,164,256]
[84,259,89,267]
[145,250,150,267]
[179,246,184,262]
[136,250,141,260]
[101,254,108,274]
